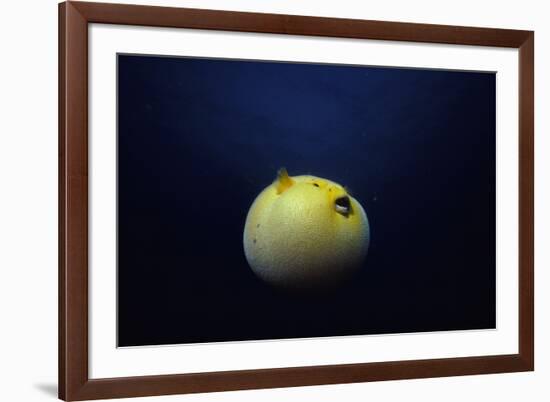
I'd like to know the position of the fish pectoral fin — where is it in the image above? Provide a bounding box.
[275,167,294,194]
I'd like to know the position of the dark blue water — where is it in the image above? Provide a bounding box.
[117,54,496,346]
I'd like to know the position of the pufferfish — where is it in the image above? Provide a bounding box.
[243,168,370,291]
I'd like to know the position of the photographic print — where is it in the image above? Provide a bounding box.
[117,54,496,347]
[59,4,534,399]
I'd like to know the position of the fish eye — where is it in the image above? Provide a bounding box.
[334,196,351,216]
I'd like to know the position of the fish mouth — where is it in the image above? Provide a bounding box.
[334,196,351,216]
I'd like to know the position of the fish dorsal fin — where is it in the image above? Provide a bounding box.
[275,168,295,194]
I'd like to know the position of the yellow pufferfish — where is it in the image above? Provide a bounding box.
[243,168,370,291]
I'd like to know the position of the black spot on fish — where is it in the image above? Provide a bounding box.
[256,223,260,228]
[313,183,319,187]
[253,239,257,244]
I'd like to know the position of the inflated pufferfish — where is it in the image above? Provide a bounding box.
[243,168,370,291]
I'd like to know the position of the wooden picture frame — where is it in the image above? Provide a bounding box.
[59,1,534,400]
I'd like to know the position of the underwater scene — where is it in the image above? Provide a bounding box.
[117,54,496,347]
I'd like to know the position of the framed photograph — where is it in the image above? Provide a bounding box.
[59,1,534,400]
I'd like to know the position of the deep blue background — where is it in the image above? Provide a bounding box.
[117,55,496,347]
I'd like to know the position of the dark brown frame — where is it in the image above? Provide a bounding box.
[59,1,534,400]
